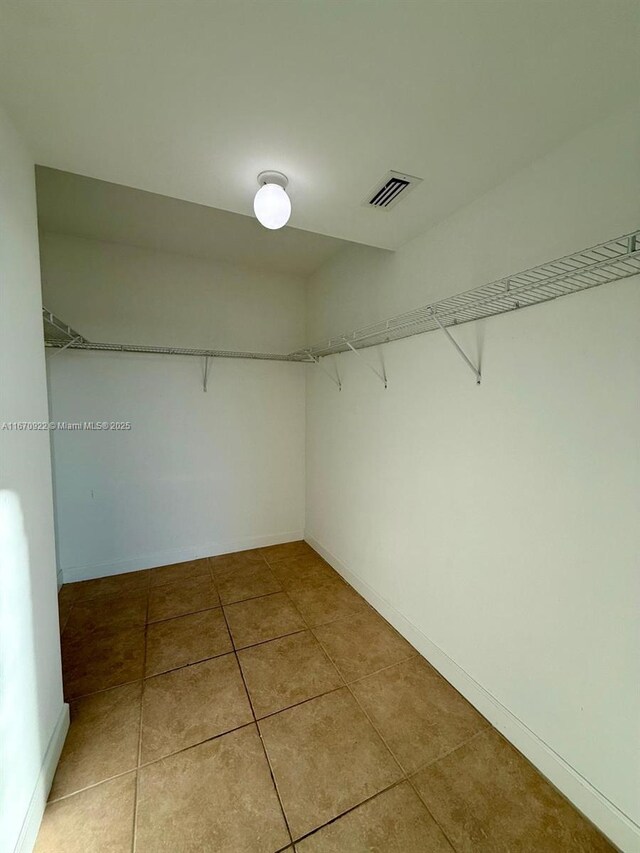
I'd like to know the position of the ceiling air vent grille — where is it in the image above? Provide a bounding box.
[365,170,422,210]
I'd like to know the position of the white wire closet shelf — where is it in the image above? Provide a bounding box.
[43,230,639,367]
[294,231,640,360]
[42,311,309,362]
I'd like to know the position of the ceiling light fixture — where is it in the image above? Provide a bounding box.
[254,171,291,230]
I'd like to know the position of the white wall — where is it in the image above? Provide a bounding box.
[47,352,305,580]
[305,105,640,851]
[40,235,306,581]
[0,108,67,853]
[40,231,306,353]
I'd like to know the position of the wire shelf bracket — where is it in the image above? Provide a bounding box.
[202,356,212,392]
[346,341,388,389]
[306,353,342,390]
[432,311,481,385]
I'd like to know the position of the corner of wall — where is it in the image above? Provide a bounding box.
[13,704,69,853]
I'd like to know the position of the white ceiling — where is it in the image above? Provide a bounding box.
[36,167,354,278]
[2,1,638,250]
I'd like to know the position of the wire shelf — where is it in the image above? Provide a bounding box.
[43,310,308,362]
[42,310,88,346]
[43,230,639,365]
[293,231,640,359]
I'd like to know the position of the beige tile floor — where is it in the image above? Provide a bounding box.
[40,542,613,852]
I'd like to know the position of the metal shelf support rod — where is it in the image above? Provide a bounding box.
[51,335,83,356]
[202,356,212,392]
[345,341,387,389]
[310,355,342,390]
[432,313,481,385]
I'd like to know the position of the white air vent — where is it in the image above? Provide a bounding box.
[364,170,422,210]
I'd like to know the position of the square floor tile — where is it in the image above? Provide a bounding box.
[67,569,150,602]
[147,575,219,622]
[62,626,146,700]
[259,687,402,839]
[136,726,289,853]
[260,540,314,563]
[35,772,136,853]
[268,554,337,589]
[50,682,141,800]
[238,631,342,718]
[314,608,415,682]
[350,656,488,774]
[209,548,266,575]
[140,654,253,763]
[145,607,231,675]
[411,729,614,852]
[287,575,367,627]
[225,592,306,649]
[215,563,282,605]
[295,781,454,853]
[62,591,148,641]
[149,558,211,588]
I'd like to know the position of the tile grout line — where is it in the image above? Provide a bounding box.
[405,773,460,852]
[312,632,419,685]
[148,558,214,590]
[51,718,260,805]
[147,602,221,625]
[404,728,497,853]
[137,720,254,770]
[209,557,288,608]
[290,778,412,847]
[227,624,309,654]
[276,588,348,695]
[217,595,296,849]
[144,647,234,680]
[409,726,489,779]
[256,684,345,724]
[220,586,287,607]
[48,767,140,806]
[63,675,143,704]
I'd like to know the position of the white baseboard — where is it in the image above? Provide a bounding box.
[61,530,305,583]
[14,703,70,853]
[306,534,639,853]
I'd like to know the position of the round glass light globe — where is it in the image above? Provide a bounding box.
[253,183,291,230]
